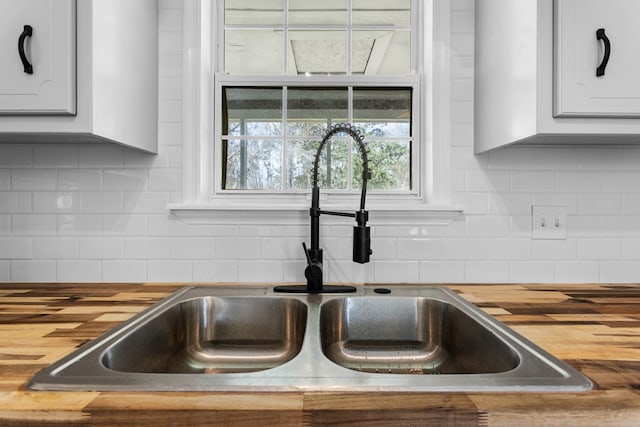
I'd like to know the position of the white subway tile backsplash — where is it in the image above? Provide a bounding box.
[125,237,171,259]
[2,2,640,285]
[11,260,56,282]
[123,192,170,213]
[486,238,532,260]
[33,237,79,259]
[33,145,78,168]
[0,170,10,190]
[557,172,601,193]
[467,170,511,192]
[0,146,32,168]
[465,261,509,283]
[555,262,600,283]
[169,238,214,259]
[238,260,283,282]
[215,237,260,260]
[102,169,148,191]
[193,260,238,282]
[420,261,465,283]
[532,240,577,260]
[80,192,124,213]
[600,262,640,283]
[78,145,124,168]
[442,238,486,260]
[57,215,102,236]
[397,238,442,260]
[102,260,147,282]
[374,261,420,283]
[621,239,640,260]
[148,260,193,282]
[259,237,300,260]
[511,171,555,193]
[578,239,622,260]
[487,193,532,215]
[578,148,625,170]
[465,215,511,237]
[58,169,102,191]
[57,260,101,282]
[531,148,579,170]
[103,214,148,236]
[148,214,192,236]
[577,193,623,216]
[0,192,31,212]
[33,192,76,213]
[12,169,57,191]
[12,214,56,235]
[509,261,555,283]
[79,237,124,259]
[148,169,182,191]
[0,215,9,235]
[0,260,9,281]
[0,237,32,259]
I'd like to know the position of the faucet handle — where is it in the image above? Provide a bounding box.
[302,243,323,291]
[302,242,312,266]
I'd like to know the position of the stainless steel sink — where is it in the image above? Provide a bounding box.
[28,286,592,392]
[320,297,519,375]
[103,296,307,374]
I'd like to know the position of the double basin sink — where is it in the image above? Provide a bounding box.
[28,286,592,392]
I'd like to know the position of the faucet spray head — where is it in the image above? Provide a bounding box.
[353,210,372,264]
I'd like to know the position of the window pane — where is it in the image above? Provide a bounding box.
[223,87,282,136]
[315,139,349,189]
[352,0,411,26]
[288,0,347,25]
[225,30,284,75]
[353,140,411,191]
[287,88,348,137]
[225,0,285,25]
[353,88,411,137]
[224,139,282,190]
[288,31,347,75]
[285,140,316,190]
[353,30,410,75]
[285,139,348,190]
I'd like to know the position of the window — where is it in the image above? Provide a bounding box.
[217,0,417,196]
[221,86,413,191]
[174,0,458,225]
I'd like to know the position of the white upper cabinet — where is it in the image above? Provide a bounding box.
[0,0,158,153]
[555,0,640,117]
[0,0,75,115]
[475,0,640,153]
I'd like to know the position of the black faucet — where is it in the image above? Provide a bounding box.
[275,123,372,294]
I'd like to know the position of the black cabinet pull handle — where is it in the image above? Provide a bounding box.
[18,25,33,74]
[596,28,610,77]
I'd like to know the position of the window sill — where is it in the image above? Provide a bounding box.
[168,202,464,226]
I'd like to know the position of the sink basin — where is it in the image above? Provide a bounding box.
[28,286,592,392]
[103,297,307,374]
[320,297,518,375]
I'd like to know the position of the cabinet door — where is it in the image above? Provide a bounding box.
[555,0,640,117]
[0,0,75,115]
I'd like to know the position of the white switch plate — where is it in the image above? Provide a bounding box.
[531,205,567,240]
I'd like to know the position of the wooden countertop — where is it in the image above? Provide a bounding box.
[1,283,639,426]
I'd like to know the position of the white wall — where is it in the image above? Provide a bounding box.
[2,0,640,283]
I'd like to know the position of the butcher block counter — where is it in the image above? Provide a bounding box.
[0,283,639,426]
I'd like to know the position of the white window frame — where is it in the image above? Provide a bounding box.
[171,0,462,225]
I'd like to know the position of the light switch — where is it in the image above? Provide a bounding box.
[531,205,567,240]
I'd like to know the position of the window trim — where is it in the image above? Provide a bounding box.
[171,0,462,225]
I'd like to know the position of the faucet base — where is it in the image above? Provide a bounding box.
[273,284,356,294]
